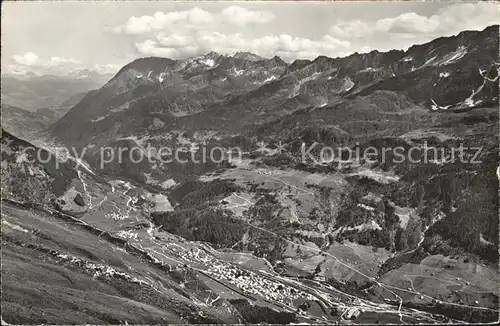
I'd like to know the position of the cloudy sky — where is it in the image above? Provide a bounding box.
[2,1,499,76]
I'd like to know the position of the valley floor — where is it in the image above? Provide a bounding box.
[2,155,498,324]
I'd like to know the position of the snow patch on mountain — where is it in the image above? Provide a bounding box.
[479,67,500,82]
[431,99,451,111]
[462,67,499,107]
[91,115,107,122]
[341,77,355,92]
[201,59,215,67]
[422,55,438,67]
[303,71,322,82]
[464,87,485,107]
[232,67,246,76]
[289,71,322,98]
[439,72,451,78]
[158,72,166,83]
[358,67,382,73]
[263,75,277,83]
[439,46,467,66]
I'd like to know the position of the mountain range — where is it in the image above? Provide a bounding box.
[1,70,112,112]
[50,26,498,148]
[1,25,499,324]
[1,70,113,138]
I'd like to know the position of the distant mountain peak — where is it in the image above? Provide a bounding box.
[203,51,221,60]
[232,51,265,61]
[268,55,287,66]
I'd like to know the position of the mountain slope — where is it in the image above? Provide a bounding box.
[0,72,109,112]
[1,105,61,139]
[49,52,288,148]
[49,26,498,149]
[3,25,498,325]
[3,130,426,325]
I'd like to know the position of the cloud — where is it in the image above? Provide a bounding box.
[332,2,499,39]
[122,2,499,62]
[156,33,194,49]
[12,52,40,66]
[377,12,440,34]
[220,6,275,26]
[115,6,276,35]
[323,2,500,55]
[135,40,193,58]
[114,8,214,35]
[330,20,374,39]
[7,52,118,76]
[92,63,122,75]
[135,31,351,61]
[12,52,82,69]
[393,2,499,35]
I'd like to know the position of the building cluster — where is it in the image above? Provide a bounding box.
[161,242,315,307]
[206,260,315,305]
